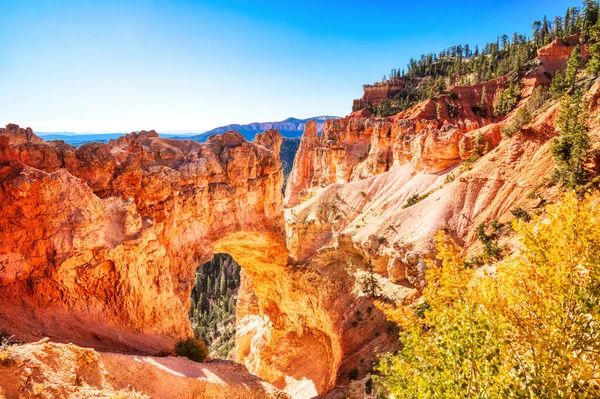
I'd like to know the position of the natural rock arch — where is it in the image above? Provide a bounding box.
[0,125,343,394]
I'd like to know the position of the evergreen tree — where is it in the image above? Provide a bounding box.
[587,42,600,75]
[533,20,542,44]
[359,260,381,298]
[551,92,591,188]
[189,254,242,359]
[583,0,600,39]
[565,44,583,91]
[551,70,568,99]
[219,270,226,296]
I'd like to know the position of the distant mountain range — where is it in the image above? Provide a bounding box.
[35,116,337,147]
[190,116,338,142]
[36,132,199,147]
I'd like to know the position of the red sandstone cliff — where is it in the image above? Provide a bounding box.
[0,123,372,396]
[0,36,597,399]
[353,80,405,108]
[285,35,588,208]
[281,37,600,387]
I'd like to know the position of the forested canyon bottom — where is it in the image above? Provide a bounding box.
[1,30,600,399]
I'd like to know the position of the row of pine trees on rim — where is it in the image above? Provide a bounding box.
[354,0,600,117]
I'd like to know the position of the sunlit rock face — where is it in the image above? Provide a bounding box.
[0,341,288,399]
[279,37,599,394]
[0,124,374,395]
[284,75,531,208]
[0,127,288,358]
[0,37,592,398]
[536,34,590,75]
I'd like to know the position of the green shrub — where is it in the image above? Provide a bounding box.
[469,132,488,161]
[358,259,381,298]
[414,301,431,319]
[476,222,502,261]
[502,86,548,138]
[527,85,550,112]
[403,193,430,208]
[447,103,459,118]
[587,42,600,76]
[550,70,567,99]
[502,107,532,137]
[365,377,374,394]
[348,368,360,381]
[511,207,531,221]
[174,337,208,362]
[493,79,521,117]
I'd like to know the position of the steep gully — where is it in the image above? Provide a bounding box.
[0,37,596,398]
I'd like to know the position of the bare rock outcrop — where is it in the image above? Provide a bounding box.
[0,127,286,356]
[285,76,518,207]
[537,34,590,75]
[352,80,405,108]
[0,341,288,399]
[280,39,600,388]
[0,125,373,396]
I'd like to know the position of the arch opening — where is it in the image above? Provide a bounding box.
[189,253,241,359]
[207,232,341,395]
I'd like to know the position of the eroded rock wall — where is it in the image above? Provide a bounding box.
[285,77,516,207]
[284,36,589,209]
[0,126,286,354]
[280,37,598,387]
[0,125,360,396]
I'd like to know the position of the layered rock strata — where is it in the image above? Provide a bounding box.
[0,36,594,398]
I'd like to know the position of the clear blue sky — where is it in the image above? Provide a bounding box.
[1,0,576,133]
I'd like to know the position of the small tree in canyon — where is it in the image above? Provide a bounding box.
[551,92,592,188]
[359,259,381,298]
[347,258,381,298]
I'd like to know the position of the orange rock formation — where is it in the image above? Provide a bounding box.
[0,36,595,398]
[0,126,285,356]
[0,341,287,399]
[352,80,405,108]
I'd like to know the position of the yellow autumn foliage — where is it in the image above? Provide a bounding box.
[377,192,600,398]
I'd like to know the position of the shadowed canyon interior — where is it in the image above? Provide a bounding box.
[1,34,600,398]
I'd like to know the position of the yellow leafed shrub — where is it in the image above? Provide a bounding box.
[377,192,600,398]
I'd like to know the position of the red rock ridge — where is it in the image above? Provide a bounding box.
[0,126,285,355]
[352,80,405,108]
[285,76,520,207]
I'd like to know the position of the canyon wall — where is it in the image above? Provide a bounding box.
[286,76,513,207]
[0,126,286,356]
[0,36,595,399]
[352,80,405,108]
[285,36,585,209]
[280,38,599,389]
[0,124,384,396]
